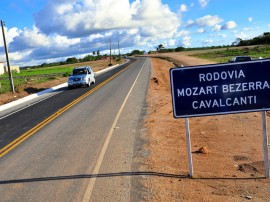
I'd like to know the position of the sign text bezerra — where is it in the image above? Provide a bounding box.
[170,59,270,118]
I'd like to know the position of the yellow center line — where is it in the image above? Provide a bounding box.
[0,64,131,158]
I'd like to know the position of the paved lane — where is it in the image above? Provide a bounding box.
[0,57,151,201]
[0,58,135,151]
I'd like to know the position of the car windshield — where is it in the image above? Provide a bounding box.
[72,69,87,75]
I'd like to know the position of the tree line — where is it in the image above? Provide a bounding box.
[233,32,270,46]
[128,32,270,56]
[21,51,104,69]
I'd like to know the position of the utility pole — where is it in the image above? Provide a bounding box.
[109,39,112,65]
[1,20,15,93]
[118,41,120,56]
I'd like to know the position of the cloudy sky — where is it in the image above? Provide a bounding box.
[0,0,269,66]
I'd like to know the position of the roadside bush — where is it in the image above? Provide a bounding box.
[63,72,70,77]
[15,84,24,93]
[48,76,57,80]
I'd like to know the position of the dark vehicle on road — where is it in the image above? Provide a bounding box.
[229,56,252,63]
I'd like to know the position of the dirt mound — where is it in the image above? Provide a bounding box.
[238,164,259,174]
[151,77,159,85]
[196,146,209,154]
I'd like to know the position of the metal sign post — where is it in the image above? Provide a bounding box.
[262,111,269,178]
[185,118,194,178]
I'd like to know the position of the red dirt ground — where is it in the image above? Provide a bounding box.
[142,53,270,201]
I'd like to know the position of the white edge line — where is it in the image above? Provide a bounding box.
[0,91,62,120]
[82,59,147,202]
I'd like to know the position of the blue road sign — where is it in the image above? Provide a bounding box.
[170,59,270,118]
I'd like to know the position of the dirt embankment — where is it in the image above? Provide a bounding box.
[148,51,215,67]
[0,77,68,105]
[143,53,270,201]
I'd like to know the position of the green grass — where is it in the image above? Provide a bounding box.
[190,45,270,63]
[0,65,72,94]
[0,64,78,94]
[1,65,73,78]
[0,76,59,94]
[0,59,124,94]
[19,66,73,76]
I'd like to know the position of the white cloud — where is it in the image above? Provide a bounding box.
[175,30,190,38]
[0,27,21,47]
[268,24,270,28]
[11,26,50,50]
[248,17,253,22]
[197,28,205,33]
[3,0,181,65]
[127,28,139,35]
[212,25,221,32]
[9,26,81,57]
[169,39,176,46]
[199,0,209,8]
[162,39,176,47]
[194,15,223,27]
[243,27,261,32]
[9,50,32,61]
[243,27,251,31]
[56,3,73,15]
[182,36,191,47]
[34,0,180,39]
[180,4,187,12]
[234,32,248,40]
[217,33,227,38]
[87,33,104,42]
[202,39,213,44]
[221,21,237,30]
[186,20,194,27]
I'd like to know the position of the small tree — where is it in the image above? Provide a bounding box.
[156,44,164,52]
[129,49,144,55]
[66,57,78,64]
[175,46,185,52]
[232,38,242,46]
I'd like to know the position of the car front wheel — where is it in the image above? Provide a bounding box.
[91,77,96,85]
[86,79,91,87]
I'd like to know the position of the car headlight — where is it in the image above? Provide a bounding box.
[81,77,87,81]
[68,78,73,81]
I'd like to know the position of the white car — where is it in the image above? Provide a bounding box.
[68,66,95,89]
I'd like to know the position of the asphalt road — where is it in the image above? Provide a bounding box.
[0,59,135,150]
[0,57,151,201]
